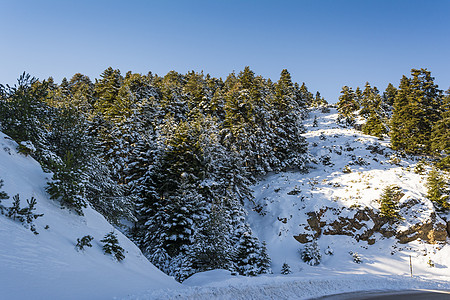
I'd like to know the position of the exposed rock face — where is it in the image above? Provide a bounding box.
[294,198,448,245]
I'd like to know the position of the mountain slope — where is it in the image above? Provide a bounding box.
[0,131,179,300]
[247,107,450,277]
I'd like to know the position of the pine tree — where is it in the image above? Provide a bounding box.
[431,89,450,168]
[426,168,450,211]
[337,86,359,125]
[0,73,51,156]
[101,231,125,261]
[383,83,397,108]
[257,241,272,274]
[94,67,124,120]
[234,229,261,276]
[391,69,443,154]
[45,151,86,215]
[0,179,9,214]
[281,262,292,275]
[378,185,402,219]
[76,235,94,251]
[301,240,321,266]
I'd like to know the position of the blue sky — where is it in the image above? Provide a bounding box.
[1,0,449,102]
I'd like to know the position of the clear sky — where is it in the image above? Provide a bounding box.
[1,0,449,102]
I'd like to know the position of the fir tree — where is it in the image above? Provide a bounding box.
[431,89,450,168]
[426,168,450,211]
[94,67,124,120]
[257,241,272,274]
[337,86,358,125]
[76,235,94,251]
[281,262,292,275]
[378,185,402,219]
[46,151,86,215]
[0,179,9,214]
[234,229,261,276]
[391,69,443,154]
[300,240,321,266]
[101,231,125,261]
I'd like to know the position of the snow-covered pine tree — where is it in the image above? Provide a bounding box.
[0,179,9,214]
[257,241,272,274]
[281,262,292,275]
[46,151,86,215]
[76,235,94,251]
[301,240,321,266]
[101,231,125,261]
[234,228,261,276]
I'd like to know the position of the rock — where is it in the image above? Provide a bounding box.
[447,221,450,236]
[396,213,448,244]
[294,202,447,246]
[294,234,314,244]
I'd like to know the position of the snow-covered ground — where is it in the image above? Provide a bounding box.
[0,132,179,300]
[1,108,449,300]
[247,108,450,278]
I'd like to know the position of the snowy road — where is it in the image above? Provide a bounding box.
[314,289,450,299]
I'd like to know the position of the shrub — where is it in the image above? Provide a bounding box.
[76,235,94,251]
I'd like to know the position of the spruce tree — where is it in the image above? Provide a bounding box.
[378,185,402,219]
[337,86,359,125]
[281,262,292,275]
[101,231,125,261]
[0,179,9,214]
[391,69,443,154]
[426,168,449,211]
[431,89,450,168]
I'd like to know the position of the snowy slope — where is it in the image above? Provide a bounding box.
[0,132,179,300]
[247,108,450,278]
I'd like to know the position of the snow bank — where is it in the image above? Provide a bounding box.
[126,272,450,299]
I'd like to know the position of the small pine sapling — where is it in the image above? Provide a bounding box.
[101,231,125,261]
[301,240,322,266]
[281,262,292,275]
[312,116,318,127]
[324,246,334,256]
[350,251,362,264]
[5,194,43,234]
[76,235,94,251]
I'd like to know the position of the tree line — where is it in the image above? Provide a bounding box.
[337,68,449,169]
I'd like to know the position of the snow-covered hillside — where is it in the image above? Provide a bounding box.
[247,107,450,278]
[0,132,178,300]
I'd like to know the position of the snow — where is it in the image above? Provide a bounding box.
[0,132,179,300]
[2,108,450,300]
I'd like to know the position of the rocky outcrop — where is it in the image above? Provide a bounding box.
[294,199,448,245]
